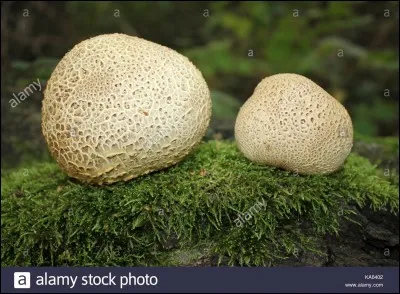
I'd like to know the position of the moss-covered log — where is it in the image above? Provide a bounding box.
[1,140,398,266]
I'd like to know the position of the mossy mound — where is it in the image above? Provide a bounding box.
[1,140,398,266]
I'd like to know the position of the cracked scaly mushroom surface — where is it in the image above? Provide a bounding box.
[235,73,353,175]
[42,34,211,185]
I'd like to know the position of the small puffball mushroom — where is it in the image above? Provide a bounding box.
[234,73,353,175]
[41,33,211,185]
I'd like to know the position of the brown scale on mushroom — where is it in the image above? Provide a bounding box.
[234,73,353,175]
[42,34,211,185]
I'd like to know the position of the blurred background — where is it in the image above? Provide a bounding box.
[1,1,399,169]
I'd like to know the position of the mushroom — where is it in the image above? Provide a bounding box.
[41,33,211,185]
[234,73,353,175]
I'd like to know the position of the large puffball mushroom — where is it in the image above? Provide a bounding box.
[234,73,353,175]
[41,33,211,185]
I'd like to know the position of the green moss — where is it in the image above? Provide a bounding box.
[1,140,398,266]
[353,133,399,185]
